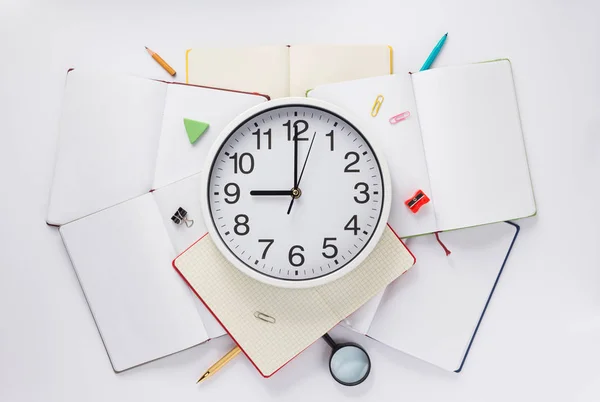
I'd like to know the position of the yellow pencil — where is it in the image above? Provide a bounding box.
[145,46,176,77]
[197,345,242,384]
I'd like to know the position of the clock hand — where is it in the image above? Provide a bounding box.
[293,123,299,189]
[297,132,317,185]
[250,190,294,196]
[287,132,317,215]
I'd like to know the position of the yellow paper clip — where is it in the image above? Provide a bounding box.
[254,311,276,324]
[371,95,384,117]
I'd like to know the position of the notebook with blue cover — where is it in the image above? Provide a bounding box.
[342,221,520,372]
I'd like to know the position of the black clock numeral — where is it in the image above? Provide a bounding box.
[229,152,254,174]
[233,214,250,236]
[224,183,240,204]
[322,237,338,259]
[288,245,305,267]
[353,182,370,204]
[251,128,272,150]
[344,215,360,236]
[283,119,309,141]
[344,152,360,173]
[325,129,334,151]
[258,239,274,259]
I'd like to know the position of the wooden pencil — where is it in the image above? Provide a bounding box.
[145,46,176,77]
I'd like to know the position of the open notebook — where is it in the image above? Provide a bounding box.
[173,226,415,377]
[47,70,268,226]
[60,173,227,372]
[343,221,519,372]
[186,45,393,98]
[309,59,536,238]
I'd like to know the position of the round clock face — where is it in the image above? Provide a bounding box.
[202,98,391,288]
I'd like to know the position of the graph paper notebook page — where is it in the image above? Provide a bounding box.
[309,59,536,238]
[173,225,414,377]
[343,222,519,372]
[186,45,393,98]
[47,70,267,226]
[59,173,225,372]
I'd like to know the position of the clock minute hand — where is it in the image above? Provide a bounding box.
[293,123,299,189]
[287,132,317,215]
[250,190,294,196]
[296,132,317,186]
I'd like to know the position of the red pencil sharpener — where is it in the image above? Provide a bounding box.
[405,190,430,213]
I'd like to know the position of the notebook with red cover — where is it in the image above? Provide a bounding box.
[173,225,415,377]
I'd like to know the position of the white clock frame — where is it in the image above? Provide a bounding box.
[200,97,392,288]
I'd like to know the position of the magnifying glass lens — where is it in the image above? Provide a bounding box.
[329,345,371,386]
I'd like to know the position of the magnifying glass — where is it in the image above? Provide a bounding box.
[322,333,371,386]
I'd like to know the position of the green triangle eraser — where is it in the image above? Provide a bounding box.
[183,118,209,144]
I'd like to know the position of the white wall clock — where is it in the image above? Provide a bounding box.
[201,98,391,288]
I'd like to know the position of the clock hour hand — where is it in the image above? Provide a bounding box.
[250,190,294,196]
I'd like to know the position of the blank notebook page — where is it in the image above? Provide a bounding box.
[47,71,166,225]
[412,60,536,230]
[289,45,392,97]
[186,46,290,98]
[153,84,267,188]
[340,289,386,335]
[308,74,438,238]
[60,193,209,372]
[366,222,517,372]
[174,226,414,377]
[151,173,226,339]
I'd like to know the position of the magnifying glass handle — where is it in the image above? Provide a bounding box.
[322,333,337,349]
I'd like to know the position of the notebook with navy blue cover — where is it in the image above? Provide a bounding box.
[342,221,520,372]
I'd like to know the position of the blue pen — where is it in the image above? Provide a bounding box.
[420,33,448,71]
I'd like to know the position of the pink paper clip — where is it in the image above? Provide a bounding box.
[389,111,411,124]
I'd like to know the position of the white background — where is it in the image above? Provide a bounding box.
[1,0,599,400]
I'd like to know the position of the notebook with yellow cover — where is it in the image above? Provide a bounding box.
[173,225,414,377]
[185,45,393,98]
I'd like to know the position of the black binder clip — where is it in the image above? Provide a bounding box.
[171,207,194,228]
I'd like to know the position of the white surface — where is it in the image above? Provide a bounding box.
[59,193,209,372]
[413,61,536,229]
[367,222,517,372]
[1,0,600,401]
